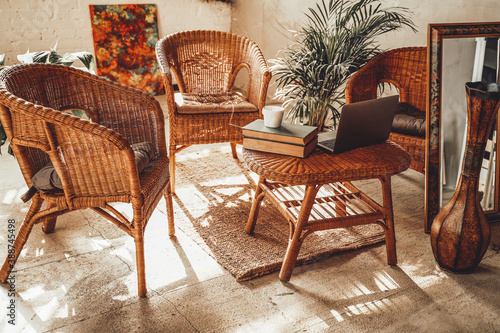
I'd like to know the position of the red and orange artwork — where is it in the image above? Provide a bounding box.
[89,4,164,95]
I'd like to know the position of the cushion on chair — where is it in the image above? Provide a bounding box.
[31,142,154,192]
[132,142,153,174]
[175,92,259,114]
[391,102,426,138]
[31,162,63,192]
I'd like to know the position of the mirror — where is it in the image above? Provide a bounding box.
[440,38,499,209]
[426,23,500,232]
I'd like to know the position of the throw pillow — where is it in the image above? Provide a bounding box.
[31,142,153,192]
[391,102,426,138]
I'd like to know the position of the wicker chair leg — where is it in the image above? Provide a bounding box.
[169,147,176,194]
[380,176,397,265]
[134,233,147,297]
[230,142,238,158]
[165,182,175,237]
[42,202,57,234]
[0,195,43,282]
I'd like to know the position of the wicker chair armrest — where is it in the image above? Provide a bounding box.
[155,46,178,120]
[245,52,272,113]
[1,94,143,200]
[40,105,143,201]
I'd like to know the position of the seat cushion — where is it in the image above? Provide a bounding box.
[31,162,63,192]
[132,142,153,175]
[391,103,426,138]
[31,142,154,193]
[175,92,259,114]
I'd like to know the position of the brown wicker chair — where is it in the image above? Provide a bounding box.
[156,30,272,192]
[0,64,174,297]
[345,47,427,173]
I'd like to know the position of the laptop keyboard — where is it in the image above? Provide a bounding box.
[318,138,336,152]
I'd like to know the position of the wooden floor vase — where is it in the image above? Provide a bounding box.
[431,82,500,272]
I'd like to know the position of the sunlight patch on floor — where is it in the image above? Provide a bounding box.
[213,186,245,197]
[176,185,211,218]
[176,145,231,162]
[324,269,407,324]
[373,271,399,291]
[31,293,60,321]
[401,263,450,288]
[111,244,134,262]
[1,190,17,204]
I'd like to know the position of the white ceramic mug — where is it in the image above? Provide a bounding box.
[262,106,285,128]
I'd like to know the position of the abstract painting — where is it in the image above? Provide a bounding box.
[89,4,164,95]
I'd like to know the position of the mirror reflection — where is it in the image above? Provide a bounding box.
[440,37,499,210]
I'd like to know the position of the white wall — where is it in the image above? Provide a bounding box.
[232,0,500,100]
[0,0,231,65]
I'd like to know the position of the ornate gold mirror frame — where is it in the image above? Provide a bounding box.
[426,22,500,232]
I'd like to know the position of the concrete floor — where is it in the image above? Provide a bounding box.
[0,99,499,332]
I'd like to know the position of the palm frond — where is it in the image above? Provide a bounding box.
[0,54,5,72]
[272,0,416,129]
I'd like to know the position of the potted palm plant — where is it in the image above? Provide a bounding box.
[272,0,416,131]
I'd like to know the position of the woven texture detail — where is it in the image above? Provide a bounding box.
[243,142,411,186]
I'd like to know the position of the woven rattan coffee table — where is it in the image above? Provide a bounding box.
[242,142,411,281]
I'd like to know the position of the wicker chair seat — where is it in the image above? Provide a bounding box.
[175,92,258,114]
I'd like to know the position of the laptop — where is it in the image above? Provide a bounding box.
[317,95,399,154]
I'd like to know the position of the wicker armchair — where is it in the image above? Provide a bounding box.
[0,64,174,297]
[156,30,272,192]
[345,47,427,173]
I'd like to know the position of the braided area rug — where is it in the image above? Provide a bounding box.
[172,145,396,281]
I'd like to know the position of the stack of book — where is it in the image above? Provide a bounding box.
[242,119,318,158]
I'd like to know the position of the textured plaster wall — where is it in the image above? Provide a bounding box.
[231,0,500,100]
[0,0,231,66]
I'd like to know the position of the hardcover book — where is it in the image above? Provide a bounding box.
[242,119,318,145]
[242,136,318,158]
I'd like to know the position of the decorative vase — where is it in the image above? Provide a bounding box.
[431,81,500,272]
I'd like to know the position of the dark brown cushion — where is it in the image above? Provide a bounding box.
[391,103,426,138]
[175,92,258,114]
[31,142,153,192]
[30,162,63,192]
[132,142,153,174]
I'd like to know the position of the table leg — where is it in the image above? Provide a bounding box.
[246,176,266,234]
[279,184,320,282]
[380,176,397,265]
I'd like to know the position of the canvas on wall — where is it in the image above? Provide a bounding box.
[89,4,164,95]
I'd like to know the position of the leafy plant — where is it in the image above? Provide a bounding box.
[0,45,95,154]
[271,0,416,131]
[15,44,95,73]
